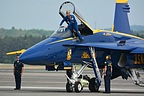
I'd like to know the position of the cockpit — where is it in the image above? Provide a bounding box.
[50,1,94,39]
[50,1,94,40]
[50,27,73,39]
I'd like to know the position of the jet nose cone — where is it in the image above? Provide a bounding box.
[19,46,46,65]
[19,51,34,64]
[19,37,56,65]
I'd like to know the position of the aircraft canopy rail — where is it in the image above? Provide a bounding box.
[59,1,93,36]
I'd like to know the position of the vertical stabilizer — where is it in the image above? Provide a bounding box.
[114,0,131,34]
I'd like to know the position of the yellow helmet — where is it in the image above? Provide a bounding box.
[106,55,111,60]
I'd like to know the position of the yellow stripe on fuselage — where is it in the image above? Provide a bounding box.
[49,38,74,44]
[116,0,128,3]
[93,29,144,40]
[64,67,72,70]
[49,29,143,45]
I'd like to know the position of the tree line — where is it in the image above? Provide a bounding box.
[0,27,54,63]
[0,34,49,63]
[131,30,144,38]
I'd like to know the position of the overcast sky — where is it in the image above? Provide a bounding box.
[0,0,144,30]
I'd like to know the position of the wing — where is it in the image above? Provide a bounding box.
[6,49,26,55]
[131,48,144,54]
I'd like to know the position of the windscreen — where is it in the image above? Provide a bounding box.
[50,27,72,39]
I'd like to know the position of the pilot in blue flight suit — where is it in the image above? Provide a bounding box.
[14,56,24,90]
[104,55,112,93]
[60,10,83,42]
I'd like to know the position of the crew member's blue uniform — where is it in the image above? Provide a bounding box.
[60,15,83,41]
[104,60,112,93]
[14,60,24,90]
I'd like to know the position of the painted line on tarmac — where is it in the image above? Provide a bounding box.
[0,86,65,90]
[0,86,144,92]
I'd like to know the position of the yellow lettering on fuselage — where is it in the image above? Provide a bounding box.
[134,54,144,64]
[67,48,72,60]
[81,52,90,59]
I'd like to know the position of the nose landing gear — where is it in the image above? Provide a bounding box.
[65,64,89,93]
[65,47,102,93]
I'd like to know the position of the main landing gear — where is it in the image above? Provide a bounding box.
[65,47,102,93]
[128,68,144,87]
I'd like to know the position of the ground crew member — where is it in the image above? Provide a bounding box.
[60,10,83,42]
[103,55,112,93]
[13,56,24,90]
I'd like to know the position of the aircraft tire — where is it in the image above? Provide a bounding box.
[89,78,99,92]
[74,82,83,93]
[66,82,73,92]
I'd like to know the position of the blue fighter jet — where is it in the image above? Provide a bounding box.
[18,0,144,92]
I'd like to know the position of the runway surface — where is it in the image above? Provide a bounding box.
[0,69,144,96]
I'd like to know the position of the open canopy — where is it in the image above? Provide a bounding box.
[59,1,93,36]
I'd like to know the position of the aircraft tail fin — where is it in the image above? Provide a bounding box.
[114,0,131,34]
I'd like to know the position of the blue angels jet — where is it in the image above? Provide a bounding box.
[9,0,144,92]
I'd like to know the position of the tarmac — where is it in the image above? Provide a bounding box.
[0,68,144,96]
